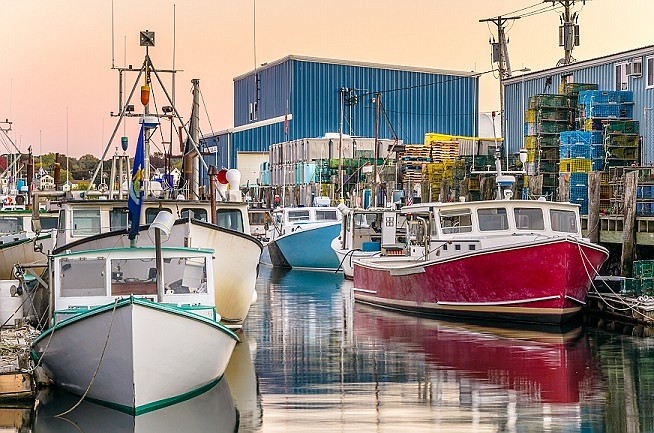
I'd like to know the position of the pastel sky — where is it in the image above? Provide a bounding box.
[1,0,653,157]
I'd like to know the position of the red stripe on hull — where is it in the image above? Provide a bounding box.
[353,239,608,324]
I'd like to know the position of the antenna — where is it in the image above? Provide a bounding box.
[66,107,69,185]
[111,0,115,68]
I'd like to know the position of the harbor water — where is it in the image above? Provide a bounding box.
[15,266,654,431]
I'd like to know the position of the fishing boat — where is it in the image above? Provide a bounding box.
[353,152,609,324]
[48,197,262,323]
[0,209,58,279]
[31,229,239,415]
[265,203,343,271]
[331,206,405,279]
[248,207,272,242]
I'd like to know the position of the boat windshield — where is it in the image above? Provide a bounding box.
[59,258,106,297]
[111,256,207,296]
[181,208,208,222]
[216,209,244,233]
[40,216,59,231]
[354,213,381,231]
[477,208,509,231]
[439,209,473,235]
[72,209,101,237]
[514,208,545,231]
[550,209,578,233]
[288,210,310,222]
[316,210,338,221]
[0,217,23,234]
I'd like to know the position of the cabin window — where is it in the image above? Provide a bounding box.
[647,56,654,88]
[110,258,157,296]
[615,62,629,91]
[288,210,310,222]
[145,208,172,225]
[316,210,337,221]
[110,208,129,230]
[72,209,101,237]
[40,216,59,231]
[550,209,578,233]
[58,210,65,232]
[0,217,23,234]
[181,208,208,222]
[59,258,106,297]
[164,257,207,294]
[477,208,509,231]
[439,209,473,234]
[354,213,381,231]
[216,209,244,233]
[249,211,269,225]
[514,208,545,230]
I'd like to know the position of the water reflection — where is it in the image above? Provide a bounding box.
[33,375,237,432]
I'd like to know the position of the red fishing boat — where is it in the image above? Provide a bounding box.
[353,196,608,324]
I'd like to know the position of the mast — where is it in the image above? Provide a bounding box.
[373,93,380,207]
[338,88,345,203]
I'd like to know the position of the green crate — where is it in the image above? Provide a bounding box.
[604,120,640,134]
[528,94,571,109]
[634,260,654,279]
[560,82,599,96]
[621,278,641,296]
[606,134,639,147]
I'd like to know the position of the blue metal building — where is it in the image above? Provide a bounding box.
[504,45,654,163]
[201,55,479,184]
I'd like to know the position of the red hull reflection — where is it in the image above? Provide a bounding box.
[353,304,598,404]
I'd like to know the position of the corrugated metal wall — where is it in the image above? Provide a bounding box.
[231,57,479,166]
[504,48,654,161]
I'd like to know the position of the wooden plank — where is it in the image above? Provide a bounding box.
[558,173,570,202]
[621,171,638,277]
[588,172,602,244]
[0,373,32,400]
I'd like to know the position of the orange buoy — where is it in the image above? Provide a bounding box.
[141,84,150,106]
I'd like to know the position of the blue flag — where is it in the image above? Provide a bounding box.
[128,124,145,240]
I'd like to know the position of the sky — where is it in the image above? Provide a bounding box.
[1,0,654,157]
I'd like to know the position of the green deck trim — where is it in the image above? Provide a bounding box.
[32,296,238,349]
[53,246,214,258]
[79,375,225,415]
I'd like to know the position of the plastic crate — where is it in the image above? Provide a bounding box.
[637,202,652,216]
[560,144,592,159]
[579,90,634,104]
[591,144,605,159]
[572,197,588,214]
[592,158,606,171]
[584,103,634,119]
[560,130,603,145]
[570,185,588,200]
[604,120,640,134]
[560,158,592,173]
[528,94,571,109]
[634,261,654,278]
[600,185,611,199]
[569,172,588,186]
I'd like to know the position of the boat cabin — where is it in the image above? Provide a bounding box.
[52,247,216,323]
[0,210,58,236]
[399,200,583,260]
[248,208,272,241]
[341,208,407,254]
[270,206,342,237]
[51,199,250,249]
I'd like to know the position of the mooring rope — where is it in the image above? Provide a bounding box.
[55,298,120,417]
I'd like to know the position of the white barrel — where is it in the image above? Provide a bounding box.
[0,280,22,326]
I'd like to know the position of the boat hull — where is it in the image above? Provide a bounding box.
[330,237,380,279]
[32,298,239,414]
[0,234,50,279]
[353,238,609,324]
[268,222,341,271]
[52,220,262,323]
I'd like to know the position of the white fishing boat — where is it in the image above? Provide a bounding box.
[48,197,261,323]
[265,202,343,271]
[331,205,405,279]
[31,224,239,414]
[0,209,58,279]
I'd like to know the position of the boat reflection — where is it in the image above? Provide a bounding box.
[353,303,599,404]
[225,331,262,431]
[33,375,237,433]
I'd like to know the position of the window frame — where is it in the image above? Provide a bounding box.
[647,56,654,89]
[477,207,510,232]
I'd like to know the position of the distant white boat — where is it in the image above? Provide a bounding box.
[31,246,239,415]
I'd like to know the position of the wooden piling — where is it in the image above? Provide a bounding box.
[458,179,468,201]
[621,171,638,277]
[528,174,543,197]
[588,172,601,244]
[558,173,570,202]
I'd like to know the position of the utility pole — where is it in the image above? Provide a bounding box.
[543,0,586,66]
[479,15,520,142]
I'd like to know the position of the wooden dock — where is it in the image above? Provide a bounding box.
[0,323,39,402]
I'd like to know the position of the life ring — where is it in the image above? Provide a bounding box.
[3,196,12,206]
[292,226,302,232]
